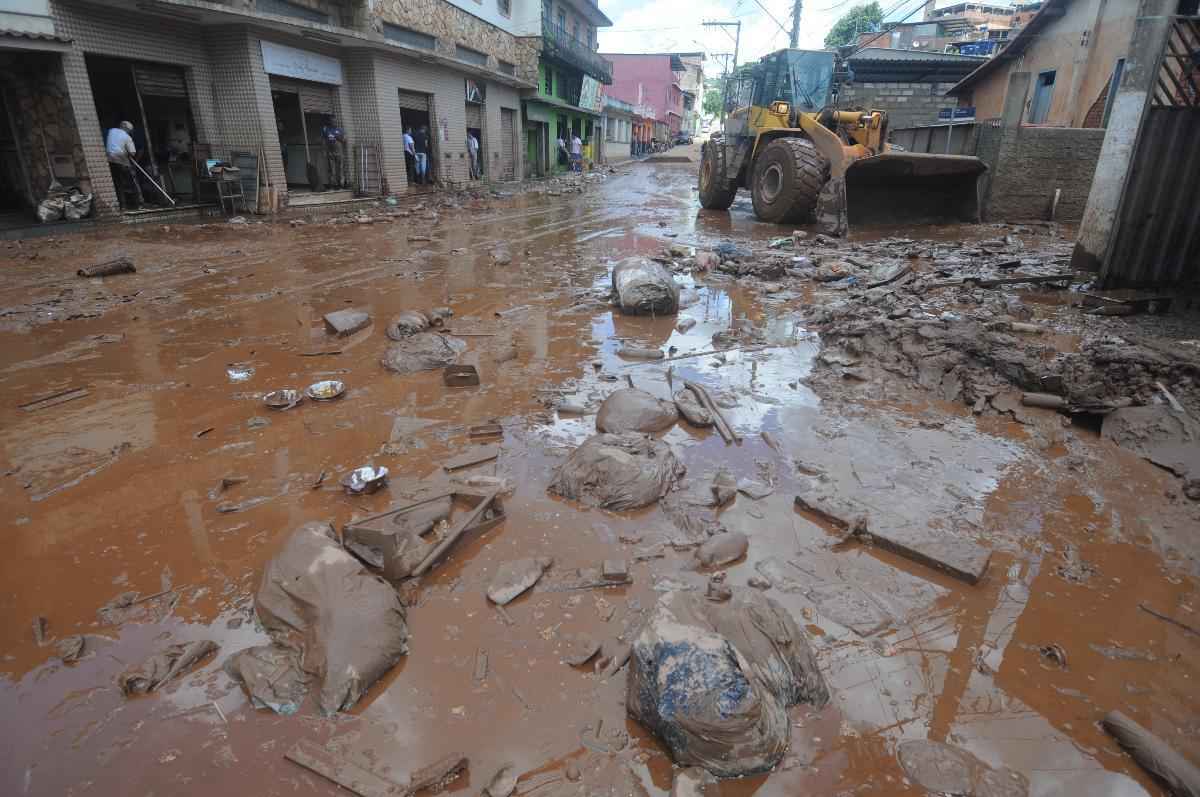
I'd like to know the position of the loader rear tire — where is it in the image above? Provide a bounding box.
[750,137,829,224]
[698,138,737,211]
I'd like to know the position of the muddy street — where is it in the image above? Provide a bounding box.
[2,155,1198,797]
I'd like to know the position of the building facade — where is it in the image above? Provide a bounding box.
[947,0,1141,125]
[515,0,613,176]
[842,48,986,129]
[598,95,633,163]
[601,53,686,142]
[0,0,540,220]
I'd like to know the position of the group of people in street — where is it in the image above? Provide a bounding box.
[403,126,433,186]
[557,131,584,173]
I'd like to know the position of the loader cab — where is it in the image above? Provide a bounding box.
[724,49,836,140]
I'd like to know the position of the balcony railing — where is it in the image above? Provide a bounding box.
[542,19,613,84]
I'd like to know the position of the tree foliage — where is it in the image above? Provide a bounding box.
[823,2,883,48]
[702,78,724,117]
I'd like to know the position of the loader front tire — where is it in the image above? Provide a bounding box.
[698,138,738,211]
[750,137,828,224]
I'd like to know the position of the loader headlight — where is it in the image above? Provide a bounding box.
[770,101,790,116]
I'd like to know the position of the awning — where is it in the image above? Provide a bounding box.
[524,101,555,123]
[0,27,72,52]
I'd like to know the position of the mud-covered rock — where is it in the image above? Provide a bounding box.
[381,332,466,374]
[674,390,713,427]
[612,258,680,315]
[695,532,748,567]
[596,388,680,434]
[627,589,829,778]
[549,433,685,511]
[387,310,432,339]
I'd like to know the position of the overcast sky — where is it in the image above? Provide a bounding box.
[597,0,1014,71]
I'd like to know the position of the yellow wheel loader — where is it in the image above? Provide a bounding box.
[699,49,986,235]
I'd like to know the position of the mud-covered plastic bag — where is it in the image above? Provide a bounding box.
[254,522,409,715]
[63,191,93,220]
[627,589,830,778]
[596,388,679,434]
[612,257,680,315]
[37,197,65,223]
[549,433,685,511]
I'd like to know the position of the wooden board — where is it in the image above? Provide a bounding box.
[285,739,406,797]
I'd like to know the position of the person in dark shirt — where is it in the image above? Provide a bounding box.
[414,126,431,185]
[321,116,345,189]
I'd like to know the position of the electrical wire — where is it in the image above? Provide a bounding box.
[845,0,932,56]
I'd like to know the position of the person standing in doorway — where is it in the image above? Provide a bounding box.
[556,133,567,169]
[414,125,431,185]
[106,121,143,210]
[403,127,416,185]
[466,131,480,180]
[321,117,346,189]
[570,131,582,173]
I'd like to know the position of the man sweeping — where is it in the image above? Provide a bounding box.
[106,121,143,210]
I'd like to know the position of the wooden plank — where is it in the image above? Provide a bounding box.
[442,444,501,472]
[285,739,406,797]
[19,387,88,412]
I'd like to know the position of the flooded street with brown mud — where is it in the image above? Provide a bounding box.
[3,153,1199,797]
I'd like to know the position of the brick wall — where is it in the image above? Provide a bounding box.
[841,81,958,129]
[977,123,1104,221]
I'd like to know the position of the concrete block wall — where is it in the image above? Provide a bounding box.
[842,81,958,130]
[978,124,1105,221]
[51,2,222,215]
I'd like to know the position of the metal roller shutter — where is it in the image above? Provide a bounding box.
[397,90,430,112]
[269,76,336,115]
[134,65,187,98]
[501,108,515,180]
[465,103,482,129]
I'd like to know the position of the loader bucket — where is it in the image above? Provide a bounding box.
[843,152,987,229]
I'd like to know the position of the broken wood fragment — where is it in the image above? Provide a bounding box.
[77,257,135,277]
[285,739,406,797]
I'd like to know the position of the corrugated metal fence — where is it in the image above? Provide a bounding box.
[1101,17,1200,288]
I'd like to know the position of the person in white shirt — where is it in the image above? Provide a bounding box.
[403,128,416,185]
[105,121,143,209]
[466,132,480,179]
[556,135,567,168]
[570,133,582,172]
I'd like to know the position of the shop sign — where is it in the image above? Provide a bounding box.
[261,40,343,85]
[580,76,604,113]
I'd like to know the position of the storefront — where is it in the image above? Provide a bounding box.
[262,41,348,195]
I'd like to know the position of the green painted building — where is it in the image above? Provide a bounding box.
[519,1,613,177]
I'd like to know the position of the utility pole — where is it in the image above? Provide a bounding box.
[702,20,741,127]
[790,0,802,48]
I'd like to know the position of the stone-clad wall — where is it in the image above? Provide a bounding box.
[0,53,86,207]
[842,81,959,130]
[374,0,537,80]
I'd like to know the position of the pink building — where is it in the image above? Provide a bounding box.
[599,53,685,137]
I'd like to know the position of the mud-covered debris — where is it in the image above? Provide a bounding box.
[1103,710,1200,797]
[694,251,719,271]
[492,247,513,265]
[488,557,553,605]
[674,389,713,427]
[1039,643,1068,669]
[736,479,773,500]
[285,738,407,797]
[562,633,601,666]
[596,638,632,679]
[695,532,748,568]
[793,493,868,533]
[611,258,680,315]
[628,589,829,777]
[617,345,664,360]
[443,444,500,472]
[863,525,992,586]
[602,559,629,582]
[387,310,431,338]
[672,767,717,797]
[381,332,466,374]
[1102,405,1200,479]
[710,468,737,507]
[56,634,85,663]
[1090,643,1156,662]
[705,573,732,602]
[256,522,408,714]
[323,308,371,337]
[549,433,685,511]
[676,317,698,333]
[32,615,47,645]
[342,465,389,495]
[1021,392,1067,410]
[747,574,773,590]
[443,364,480,386]
[866,261,910,288]
[77,257,135,278]
[483,764,519,797]
[119,639,218,696]
[897,739,1029,797]
[224,644,308,715]
[595,388,679,434]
